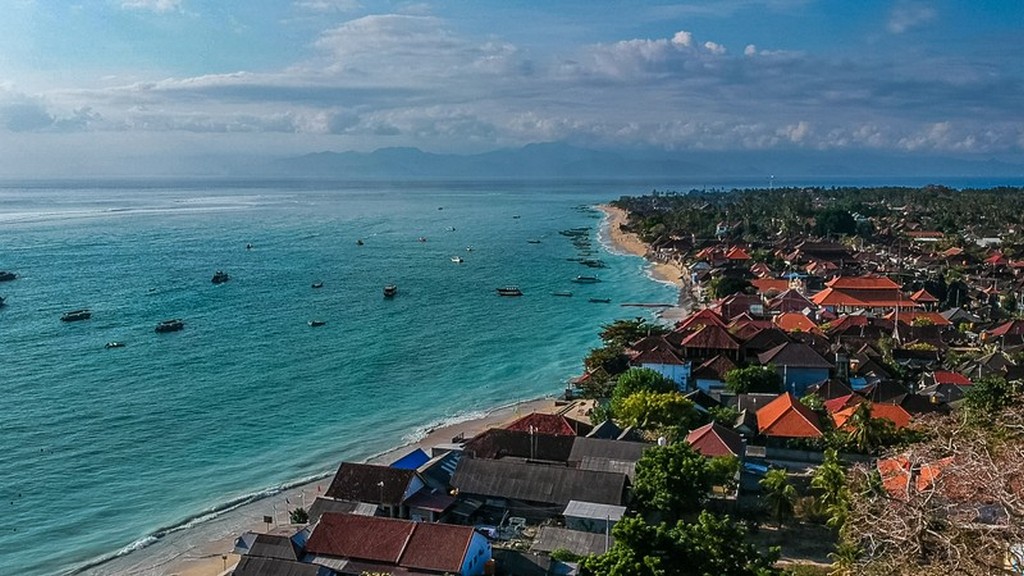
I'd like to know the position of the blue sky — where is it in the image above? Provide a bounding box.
[0,0,1021,175]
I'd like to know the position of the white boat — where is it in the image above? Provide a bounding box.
[451,256,464,263]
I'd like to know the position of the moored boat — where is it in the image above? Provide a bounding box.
[551,291,573,297]
[155,319,185,333]
[527,239,541,244]
[588,297,611,303]
[211,270,230,284]
[0,271,16,282]
[451,256,464,263]
[60,309,91,322]
[308,320,326,327]
[105,341,125,349]
[356,239,364,246]
[571,275,601,284]
[496,286,523,297]
[311,281,324,289]
[383,284,398,298]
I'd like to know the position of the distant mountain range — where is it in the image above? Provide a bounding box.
[260,142,1024,182]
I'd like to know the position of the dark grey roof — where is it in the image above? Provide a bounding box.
[451,458,627,506]
[586,420,624,440]
[324,463,417,506]
[531,526,615,556]
[462,428,575,462]
[247,534,301,561]
[306,497,362,524]
[232,556,324,576]
[569,437,652,463]
[758,342,833,369]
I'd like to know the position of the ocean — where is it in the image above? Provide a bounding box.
[0,179,677,576]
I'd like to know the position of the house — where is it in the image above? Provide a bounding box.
[831,402,912,430]
[323,462,424,519]
[757,342,834,396]
[450,458,628,520]
[633,346,691,389]
[304,513,492,576]
[909,288,940,310]
[691,354,738,392]
[810,275,917,315]
[569,436,652,479]
[232,556,327,576]
[504,412,592,437]
[532,526,615,558]
[685,422,745,458]
[562,500,626,534]
[774,312,819,333]
[677,324,742,362]
[390,448,431,470]
[755,392,824,438]
[462,428,575,462]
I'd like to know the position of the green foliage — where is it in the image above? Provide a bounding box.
[612,391,700,433]
[579,513,781,576]
[814,208,857,237]
[709,276,752,299]
[799,393,824,412]
[836,402,897,455]
[707,405,740,426]
[760,469,797,525]
[600,317,669,348]
[632,442,717,521]
[725,364,782,394]
[289,507,309,524]
[962,375,1022,424]
[810,449,849,530]
[613,367,676,401]
[584,345,630,378]
[707,455,741,493]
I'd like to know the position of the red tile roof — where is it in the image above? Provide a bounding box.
[505,412,583,436]
[751,278,790,295]
[756,392,823,438]
[725,246,752,260]
[987,319,1024,337]
[825,275,901,290]
[400,522,474,573]
[686,422,745,458]
[883,310,951,326]
[832,403,912,430]
[985,251,1007,265]
[909,288,939,303]
[823,393,864,414]
[325,463,417,507]
[774,312,818,333]
[931,371,972,386]
[679,324,741,350]
[306,514,414,563]
[675,308,726,331]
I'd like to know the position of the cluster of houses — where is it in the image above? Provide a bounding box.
[229,407,668,576]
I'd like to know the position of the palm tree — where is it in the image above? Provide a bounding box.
[760,468,797,526]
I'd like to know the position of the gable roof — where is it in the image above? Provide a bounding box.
[324,463,417,507]
[832,403,912,430]
[909,288,939,303]
[987,319,1024,338]
[685,422,744,458]
[679,324,741,350]
[823,393,864,414]
[232,556,322,576]
[931,371,973,386]
[806,378,854,400]
[247,534,302,561]
[675,308,726,331]
[400,522,475,573]
[725,246,752,260]
[505,412,591,436]
[633,346,686,366]
[751,278,789,294]
[774,312,818,333]
[758,342,833,369]
[569,436,652,463]
[825,275,901,290]
[463,428,575,461]
[691,354,738,381]
[451,458,627,506]
[755,392,823,438]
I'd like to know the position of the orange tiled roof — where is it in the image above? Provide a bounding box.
[931,371,972,386]
[751,278,790,294]
[909,288,939,302]
[725,246,752,260]
[883,310,951,326]
[774,312,818,333]
[811,287,918,308]
[832,402,912,430]
[505,412,581,436]
[825,275,901,290]
[675,308,726,331]
[686,422,745,458]
[823,393,864,414]
[756,392,823,438]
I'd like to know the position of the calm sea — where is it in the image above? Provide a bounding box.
[0,180,677,576]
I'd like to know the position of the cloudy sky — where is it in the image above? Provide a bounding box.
[0,0,1021,176]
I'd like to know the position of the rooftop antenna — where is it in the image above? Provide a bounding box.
[769,175,775,191]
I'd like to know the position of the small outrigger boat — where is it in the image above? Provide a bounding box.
[61,309,92,322]
[383,284,398,298]
[551,291,573,297]
[588,297,611,304]
[211,270,230,284]
[0,271,17,282]
[418,237,428,243]
[527,239,541,244]
[155,319,185,333]
[451,256,464,263]
[105,341,125,349]
[308,320,326,327]
[572,275,601,284]
[356,239,364,246]
[311,281,324,289]
[497,286,523,297]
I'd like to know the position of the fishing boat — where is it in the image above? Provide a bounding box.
[451,256,464,263]
[588,297,612,303]
[311,281,324,289]
[61,309,91,322]
[418,237,427,243]
[466,246,475,252]
[0,296,5,307]
[571,275,601,284]
[211,270,230,284]
[356,239,364,246]
[0,271,16,282]
[308,320,326,327]
[383,284,398,298]
[155,319,185,333]
[105,341,125,349]
[527,239,541,244]
[551,291,573,297]
[496,286,523,297]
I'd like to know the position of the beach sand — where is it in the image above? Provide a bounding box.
[596,204,684,288]
[104,397,561,576]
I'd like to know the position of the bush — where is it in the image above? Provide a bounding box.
[289,507,309,524]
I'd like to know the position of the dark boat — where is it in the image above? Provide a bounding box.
[356,239,364,246]
[496,286,523,297]
[246,243,253,250]
[155,319,184,333]
[551,291,573,297]
[61,309,91,322]
[588,297,611,303]
[0,271,16,282]
[527,239,541,244]
[0,296,5,307]
[383,284,398,298]
[211,271,230,284]
[571,275,601,284]
[311,281,324,289]
[308,320,326,327]
[105,341,125,349]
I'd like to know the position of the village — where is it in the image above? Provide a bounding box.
[225,186,1024,576]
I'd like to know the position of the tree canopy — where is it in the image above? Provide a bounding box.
[632,442,725,521]
[724,364,782,394]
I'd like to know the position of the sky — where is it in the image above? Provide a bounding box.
[0,0,1021,176]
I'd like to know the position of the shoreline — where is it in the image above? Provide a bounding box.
[80,397,557,576]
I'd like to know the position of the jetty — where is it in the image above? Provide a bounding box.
[620,302,676,308]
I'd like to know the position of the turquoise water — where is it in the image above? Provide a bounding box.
[0,180,675,576]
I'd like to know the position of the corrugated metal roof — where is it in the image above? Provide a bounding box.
[451,458,627,506]
[531,526,615,557]
[233,556,323,576]
[563,500,625,521]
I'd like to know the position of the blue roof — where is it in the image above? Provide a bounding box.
[389,448,431,470]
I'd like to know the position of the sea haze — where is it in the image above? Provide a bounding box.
[0,180,676,576]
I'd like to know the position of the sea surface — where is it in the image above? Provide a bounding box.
[0,180,678,576]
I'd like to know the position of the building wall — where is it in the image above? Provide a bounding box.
[695,378,725,393]
[459,532,493,576]
[777,367,830,397]
[641,361,692,390]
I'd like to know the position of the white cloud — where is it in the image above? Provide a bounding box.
[778,120,811,143]
[744,44,757,56]
[293,0,360,12]
[671,31,693,47]
[887,1,936,34]
[703,41,726,55]
[120,0,182,13]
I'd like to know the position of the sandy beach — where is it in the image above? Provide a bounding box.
[596,204,685,288]
[92,397,562,576]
